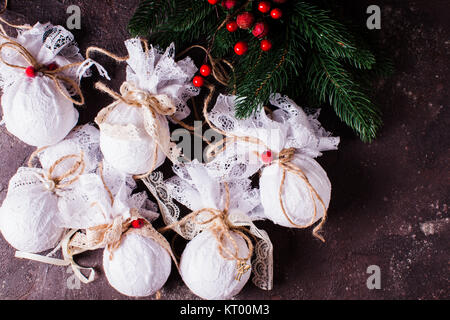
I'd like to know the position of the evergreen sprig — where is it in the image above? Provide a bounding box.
[128,0,391,142]
[306,53,382,142]
[128,0,177,36]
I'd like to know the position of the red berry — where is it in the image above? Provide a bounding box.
[131,218,145,229]
[252,21,269,38]
[260,39,272,51]
[47,62,58,71]
[221,0,237,9]
[234,41,248,55]
[270,8,283,19]
[226,21,238,32]
[257,1,271,13]
[236,12,255,29]
[193,75,204,87]
[261,150,273,164]
[199,65,211,77]
[207,0,219,4]
[25,66,36,78]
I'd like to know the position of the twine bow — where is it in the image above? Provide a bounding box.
[160,183,253,281]
[274,147,328,242]
[95,81,180,179]
[68,208,178,265]
[0,35,88,105]
[28,146,86,192]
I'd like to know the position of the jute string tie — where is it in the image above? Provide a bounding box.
[28,146,86,192]
[94,81,178,180]
[160,182,253,281]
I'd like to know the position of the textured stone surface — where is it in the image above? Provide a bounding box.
[0,0,448,300]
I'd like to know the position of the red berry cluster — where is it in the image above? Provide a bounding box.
[192,64,212,87]
[209,0,286,55]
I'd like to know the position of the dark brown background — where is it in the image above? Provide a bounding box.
[0,0,448,300]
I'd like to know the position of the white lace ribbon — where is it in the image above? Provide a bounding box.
[15,229,96,284]
[76,58,111,82]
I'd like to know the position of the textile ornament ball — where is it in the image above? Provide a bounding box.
[25,66,36,78]
[234,41,248,55]
[270,8,283,19]
[226,21,238,32]
[260,39,272,51]
[99,101,167,175]
[103,233,172,297]
[207,0,220,5]
[260,154,331,228]
[0,172,64,253]
[2,73,79,146]
[221,0,237,10]
[257,1,271,13]
[179,229,252,300]
[200,64,211,77]
[236,12,255,29]
[252,21,269,38]
[193,75,204,87]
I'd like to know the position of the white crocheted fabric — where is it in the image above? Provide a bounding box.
[206,94,339,228]
[163,161,274,296]
[206,94,340,181]
[167,161,261,227]
[21,124,157,230]
[98,39,199,175]
[0,22,87,146]
[125,39,199,120]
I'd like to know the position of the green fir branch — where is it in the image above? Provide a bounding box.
[292,2,376,70]
[307,53,382,142]
[127,0,177,36]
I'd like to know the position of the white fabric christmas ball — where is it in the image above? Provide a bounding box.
[260,154,331,227]
[1,76,79,147]
[0,169,64,253]
[103,233,172,297]
[99,102,167,175]
[180,229,251,300]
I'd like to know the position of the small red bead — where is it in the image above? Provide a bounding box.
[131,218,145,229]
[260,39,272,51]
[257,1,271,13]
[261,150,273,164]
[234,41,248,55]
[207,0,219,4]
[199,64,211,77]
[25,66,36,78]
[47,62,58,71]
[226,21,238,32]
[193,75,204,87]
[270,8,283,19]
